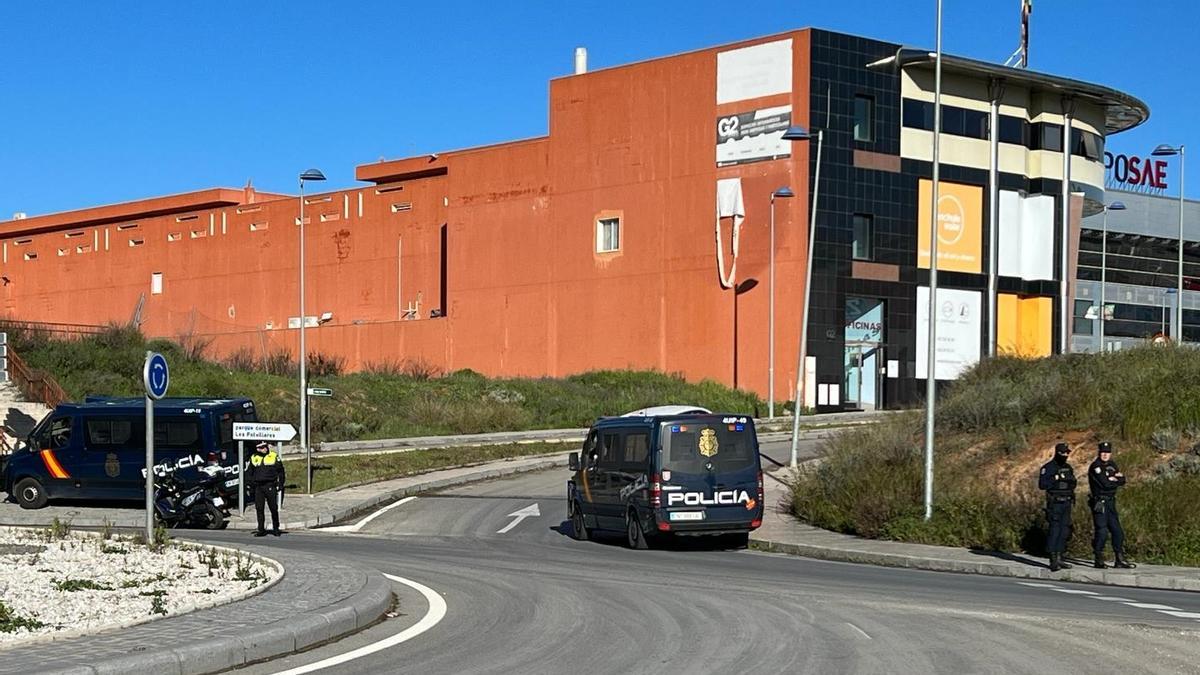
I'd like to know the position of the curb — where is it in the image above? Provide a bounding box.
[748,534,1200,594]
[34,558,393,675]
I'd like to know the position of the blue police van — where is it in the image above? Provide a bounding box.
[2,397,257,509]
[567,408,763,549]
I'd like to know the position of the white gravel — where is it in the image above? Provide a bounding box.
[0,526,279,647]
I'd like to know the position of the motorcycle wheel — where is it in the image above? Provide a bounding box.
[202,502,227,530]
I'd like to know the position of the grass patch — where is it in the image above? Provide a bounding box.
[791,347,1200,566]
[11,326,763,442]
[286,441,568,493]
[53,578,113,592]
[0,601,45,633]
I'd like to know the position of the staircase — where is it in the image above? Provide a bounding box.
[0,381,51,452]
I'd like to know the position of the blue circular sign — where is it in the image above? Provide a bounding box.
[143,352,170,400]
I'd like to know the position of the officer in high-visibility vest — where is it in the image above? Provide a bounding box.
[248,441,286,536]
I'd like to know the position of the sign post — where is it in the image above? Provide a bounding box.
[233,422,298,516]
[143,352,170,543]
[305,387,332,495]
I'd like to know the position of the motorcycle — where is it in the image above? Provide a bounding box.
[154,472,230,530]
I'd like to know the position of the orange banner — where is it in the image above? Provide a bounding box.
[917,179,983,274]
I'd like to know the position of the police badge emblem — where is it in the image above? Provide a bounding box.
[105,452,120,477]
[698,428,719,457]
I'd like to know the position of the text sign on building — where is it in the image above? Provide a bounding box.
[716,105,793,166]
[233,422,297,442]
[916,286,982,380]
[917,179,983,274]
[1104,152,1168,193]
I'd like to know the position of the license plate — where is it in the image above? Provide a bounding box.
[669,511,704,521]
[211,497,224,507]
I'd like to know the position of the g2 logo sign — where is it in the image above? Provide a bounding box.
[717,115,740,138]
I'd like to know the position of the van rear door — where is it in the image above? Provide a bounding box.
[656,417,760,529]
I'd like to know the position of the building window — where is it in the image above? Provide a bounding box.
[1030,122,1063,152]
[151,272,163,295]
[998,115,1027,145]
[853,95,874,142]
[596,217,620,253]
[852,214,873,261]
[902,98,934,131]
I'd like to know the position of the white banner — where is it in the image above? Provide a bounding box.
[916,286,981,380]
[998,190,1054,281]
[716,39,792,104]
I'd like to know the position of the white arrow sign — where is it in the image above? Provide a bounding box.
[496,503,540,534]
[233,422,298,442]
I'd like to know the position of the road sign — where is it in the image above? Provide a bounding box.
[143,352,169,400]
[307,387,333,397]
[233,422,298,442]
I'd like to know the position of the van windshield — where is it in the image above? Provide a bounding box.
[658,417,757,475]
[218,409,259,453]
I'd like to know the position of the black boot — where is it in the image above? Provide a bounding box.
[1094,554,1106,569]
[1114,552,1136,569]
[1058,555,1073,570]
[1050,553,1061,572]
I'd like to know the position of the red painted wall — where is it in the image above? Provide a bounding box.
[1,30,813,401]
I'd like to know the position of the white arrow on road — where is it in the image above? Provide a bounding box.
[496,503,540,534]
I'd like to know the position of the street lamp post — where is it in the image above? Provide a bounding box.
[924,0,944,521]
[298,168,326,496]
[1098,201,1126,352]
[781,126,823,469]
[768,186,794,419]
[1152,144,1186,342]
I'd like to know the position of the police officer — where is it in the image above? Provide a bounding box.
[1089,441,1135,569]
[248,441,286,537]
[1038,442,1077,572]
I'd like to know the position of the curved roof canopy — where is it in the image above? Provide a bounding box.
[870,48,1149,134]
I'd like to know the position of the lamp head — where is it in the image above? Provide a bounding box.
[781,126,811,141]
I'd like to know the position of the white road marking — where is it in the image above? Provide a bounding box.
[845,622,872,640]
[1051,588,1099,595]
[1091,596,1135,602]
[1157,610,1200,619]
[1123,603,1181,611]
[269,573,447,675]
[496,502,541,534]
[1017,582,1060,588]
[324,496,418,533]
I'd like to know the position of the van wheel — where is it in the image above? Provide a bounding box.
[626,509,650,550]
[570,503,590,541]
[14,478,48,510]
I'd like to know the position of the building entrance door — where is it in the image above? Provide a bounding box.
[845,297,885,411]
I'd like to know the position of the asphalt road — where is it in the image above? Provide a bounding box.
[200,438,1200,675]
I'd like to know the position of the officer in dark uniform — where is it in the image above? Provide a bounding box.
[1038,442,1077,572]
[247,441,286,537]
[1088,441,1135,569]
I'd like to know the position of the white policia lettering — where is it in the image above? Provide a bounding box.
[666,490,751,506]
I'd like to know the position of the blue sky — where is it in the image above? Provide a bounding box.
[0,1,1195,218]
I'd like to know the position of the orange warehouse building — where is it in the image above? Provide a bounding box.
[0,28,1147,411]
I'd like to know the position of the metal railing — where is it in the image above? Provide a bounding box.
[0,319,109,340]
[7,348,67,409]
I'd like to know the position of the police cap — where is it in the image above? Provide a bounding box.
[1054,442,1071,456]
[1098,441,1113,455]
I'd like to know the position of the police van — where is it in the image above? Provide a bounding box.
[567,409,763,549]
[2,397,257,509]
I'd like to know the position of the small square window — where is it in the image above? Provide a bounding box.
[596,217,620,253]
[854,95,874,142]
[852,214,873,261]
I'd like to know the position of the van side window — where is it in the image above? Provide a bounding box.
[86,419,135,447]
[156,421,201,448]
[599,432,622,469]
[623,432,649,469]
